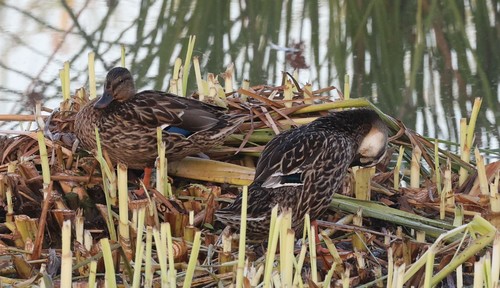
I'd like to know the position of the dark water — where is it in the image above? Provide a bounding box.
[0,0,499,158]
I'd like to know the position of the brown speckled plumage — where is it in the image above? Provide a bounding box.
[216,109,388,238]
[74,67,245,169]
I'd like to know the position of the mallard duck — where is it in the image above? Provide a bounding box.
[216,108,388,238]
[74,67,245,180]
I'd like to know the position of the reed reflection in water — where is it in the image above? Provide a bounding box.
[0,0,499,157]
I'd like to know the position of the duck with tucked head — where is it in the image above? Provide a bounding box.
[216,108,388,238]
[74,67,246,187]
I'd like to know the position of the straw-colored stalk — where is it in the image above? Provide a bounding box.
[134,206,145,255]
[168,157,254,186]
[60,220,72,286]
[2,176,14,217]
[144,227,154,287]
[491,172,500,213]
[88,52,96,99]
[184,211,196,243]
[283,79,293,108]
[492,232,500,287]
[132,208,145,287]
[224,63,234,93]
[473,257,484,288]
[279,209,293,287]
[387,248,394,288]
[292,244,307,287]
[193,56,206,100]
[341,267,350,288]
[458,118,468,185]
[16,216,37,249]
[303,83,313,105]
[94,128,117,241]
[459,99,481,184]
[219,233,234,274]
[456,265,463,288]
[182,35,196,96]
[240,79,250,102]
[343,74,350,100]
[410,145,422,188]
[183,230,202,288]
[309,218,318,284]
[94,127,117,200]
[323,260,337,288]
[117,163,132,260]
[423,245,436,287]
[170,58,182,95]
[235,186,248,288]
[416,230,426,242]
[75,211,84,245]
[434,139,442,195]
[156,127,171,197]
[263,205,280,288]
[100,238,117,288]
[163,222,177,287]
[36,131,51,189]
[474,147,489,195]
[59,61,70,101]
[320,231,342,266]
[354,166,375,200]
[453,205,464,227]
[251,265,265,287]
[394,264,406,288]
[153,229,169,287]
[119,45,126,67]
[440,159,452,220]
[88,260,97,288]
[484,253,493,287]
[132,243,145,288]
[352,209,367,252]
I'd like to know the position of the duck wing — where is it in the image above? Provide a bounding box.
[124,91,227,132]
[254,127,332,188]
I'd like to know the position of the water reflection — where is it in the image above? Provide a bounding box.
[0,0,499,157]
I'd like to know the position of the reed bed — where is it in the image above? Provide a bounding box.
[0,55,499,287]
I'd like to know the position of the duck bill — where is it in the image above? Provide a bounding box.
[94,91,114,108]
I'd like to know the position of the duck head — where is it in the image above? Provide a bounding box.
[94,67,136,109]
[351,115,388,167]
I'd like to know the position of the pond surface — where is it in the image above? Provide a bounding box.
[1,0,499,158]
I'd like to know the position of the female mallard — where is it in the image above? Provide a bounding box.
[74,67,245,182]
[216,109,388,238]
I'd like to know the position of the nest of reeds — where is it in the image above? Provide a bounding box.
[0,57,499,287]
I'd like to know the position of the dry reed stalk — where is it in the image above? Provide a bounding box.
[343,74,350,100]
[183,230,202,288]
[88,52,96,99]
[117,163,132,260]
[60,220,73,287]
[144,226,153,287]
[235,186,248,288]
[263,205,280,288]
[182,35,196,96]
[308,216,318,285]
[60,61,70,101]
[153,228,169,287]
[100,238,117,288]
[354,166,375,200]
[88,261,97,288]
[163,222,177,287]
[410,145,421,188]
